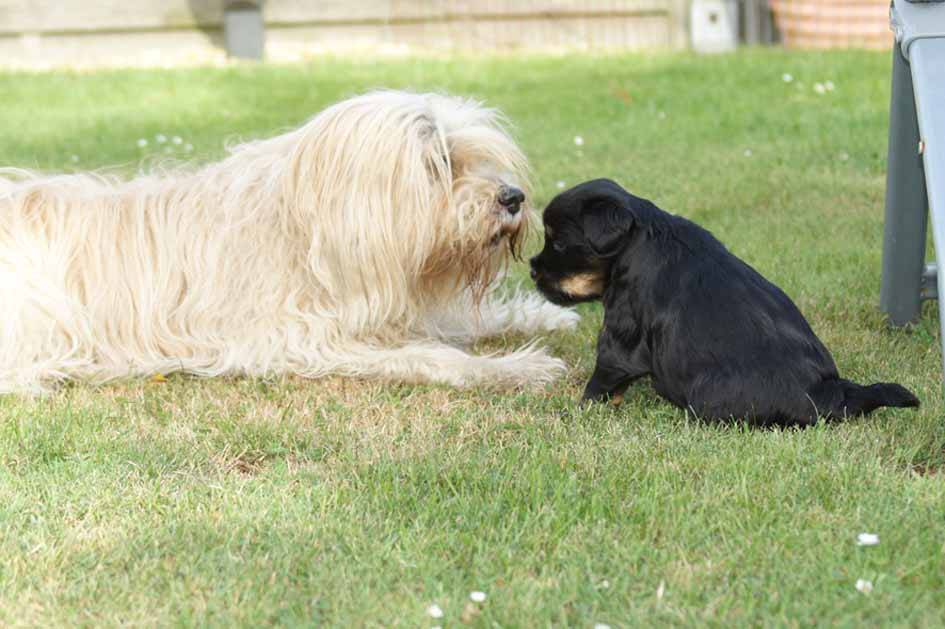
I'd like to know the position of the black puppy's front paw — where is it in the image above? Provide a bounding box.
[581,381,625,406]
[581,381,606,404]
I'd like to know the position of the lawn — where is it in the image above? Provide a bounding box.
[1,50,943,627]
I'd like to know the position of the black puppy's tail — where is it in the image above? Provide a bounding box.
[809,378,919,419]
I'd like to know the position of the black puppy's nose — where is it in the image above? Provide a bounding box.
[498,185,525,213]
[529,256,539,280]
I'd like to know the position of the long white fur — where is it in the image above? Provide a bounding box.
[0,90,577,393]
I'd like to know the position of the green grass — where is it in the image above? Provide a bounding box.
[1,50,944,627]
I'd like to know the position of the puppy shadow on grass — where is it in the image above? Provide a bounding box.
[530,179,919,429]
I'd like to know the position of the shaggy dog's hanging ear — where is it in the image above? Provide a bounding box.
[580,196,635,257]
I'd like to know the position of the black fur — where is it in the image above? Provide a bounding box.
[530,179,919,426]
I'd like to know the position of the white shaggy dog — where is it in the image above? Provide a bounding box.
[0,90,578,393]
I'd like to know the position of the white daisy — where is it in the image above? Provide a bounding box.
[857,532,879,546]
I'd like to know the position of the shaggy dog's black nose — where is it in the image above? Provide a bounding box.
[498,185,525,213]
[529,257,539,280]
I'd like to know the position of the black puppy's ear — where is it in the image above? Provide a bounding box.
[581,198,634,257]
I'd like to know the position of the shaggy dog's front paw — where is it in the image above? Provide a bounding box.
[539,303,581,331]
[500,345,568,388]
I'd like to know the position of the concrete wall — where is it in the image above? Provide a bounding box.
[0,1,687,68]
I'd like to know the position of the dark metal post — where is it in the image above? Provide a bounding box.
[743,0,760,45]
[879,43,928,326]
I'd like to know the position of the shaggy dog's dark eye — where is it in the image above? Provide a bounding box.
[552,240,566,253]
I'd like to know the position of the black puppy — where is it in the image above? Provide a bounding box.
[530,179,919,426]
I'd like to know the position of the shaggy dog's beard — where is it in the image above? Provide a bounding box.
[0,90,578,393]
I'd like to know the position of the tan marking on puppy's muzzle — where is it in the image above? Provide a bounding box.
[559,272,605,298]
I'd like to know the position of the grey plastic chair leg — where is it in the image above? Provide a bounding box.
[883,0,945,391]
[910,37,945,384]
[880,44,929,326]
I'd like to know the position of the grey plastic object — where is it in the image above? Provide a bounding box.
[880,0,945,387]
[880,40,928,325]
[223,2,264,60]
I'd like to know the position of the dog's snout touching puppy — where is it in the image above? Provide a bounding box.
[533,178,919,427]
[489,184,526,253]
[498,184,525,214]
